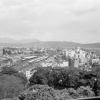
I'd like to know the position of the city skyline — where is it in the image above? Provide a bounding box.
[0,0,100,43]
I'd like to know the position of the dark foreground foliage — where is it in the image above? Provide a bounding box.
[1,65,100,100]
[29,66,100,96]
[0,67,27,99]
[6,85,93,100]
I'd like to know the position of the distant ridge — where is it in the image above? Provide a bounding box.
[0,37,18,43]
[0,40,100,48]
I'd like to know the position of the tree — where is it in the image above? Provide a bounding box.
[0,67,27,85]
[0,75,26,99]
[18,85,57,100]
[29,71,48,86]
[91,66,100,96]
[29,67,81,89]
[68,57,74,67]
[77,86,94,98]
[1,67,18,75]
[14,72,27,85]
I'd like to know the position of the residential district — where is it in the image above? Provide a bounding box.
[0,46,100,79]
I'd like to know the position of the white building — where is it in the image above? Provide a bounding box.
[26,69,37,79]
[79,50,86,58]
[66,50,75,58]
[76,47,81,53]
[92,58,100,64]
[26,71,31,79]
[59,61,69,67]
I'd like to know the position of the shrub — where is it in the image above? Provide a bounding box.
[77,86,95,98]
[0,75,26,99]
[18,85,57,100]
[1,67,18,75]
[0,67,27,86]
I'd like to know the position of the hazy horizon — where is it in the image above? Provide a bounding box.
[0,0,100,43]
[0,37,100,44]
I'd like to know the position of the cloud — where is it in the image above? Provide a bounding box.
[23,20,30,23]
[0,1,4,7]
[0,0,100,43]
[38,32,53,41]
[73,6,98,16]
[71,0,100,16]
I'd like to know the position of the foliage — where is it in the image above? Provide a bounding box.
[14,72,27,85]
[0,67,27,85]
[29,67,49,86]
[2,64,100,100]
[1,66,18,75]
[0,67,27,99]
[91,65,100,96]
[29,67,81,89]
[68,57,74,67]
[28,66,100,96]
[18,85,57,100]
[77,86,95,98]
[55,89,72,100]
[0,75,25,99]
[18,85,94,100]
[2,85,95,100]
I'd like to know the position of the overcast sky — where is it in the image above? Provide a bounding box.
[0,0,100,43]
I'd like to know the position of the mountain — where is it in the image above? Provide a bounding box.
[29,41,82,48]
[82,43,100,48]
[0,40,100,49]
[0,37,39,43]
[0,37,18,43]
[0,38,100,48]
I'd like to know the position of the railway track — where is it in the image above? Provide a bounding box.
[13,56,49,71]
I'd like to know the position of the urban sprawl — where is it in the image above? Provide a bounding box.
[0,46,99,79]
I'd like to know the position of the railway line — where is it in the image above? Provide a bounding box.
[13,55,49,72]
[21,56,49,72]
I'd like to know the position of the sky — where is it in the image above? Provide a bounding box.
[0,0,100,43]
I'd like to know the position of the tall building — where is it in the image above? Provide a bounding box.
[76,47,80,53]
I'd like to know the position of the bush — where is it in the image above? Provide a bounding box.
[14,72,27,85]
[29,67,81,89]
[68,88,78,99]
[55,89,72,100]
[1,67,18,75]
[18,85,57,100]
[0,75,26,99]
[0,67,27,85]
[29,72,48,86]
[77,86,95,98]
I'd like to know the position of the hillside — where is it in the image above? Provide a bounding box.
[0,41,100,48]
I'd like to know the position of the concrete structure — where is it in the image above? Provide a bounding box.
[66,50,75,58]
[79,50,86,58]
[26,71,31,79]
[76,47,81,53]
[26,69,37,79]
[74,59,79,68]
[41,62,53,67]
[60,61,69,67]
[92,58,100,64]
